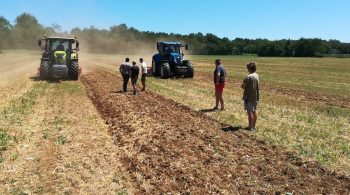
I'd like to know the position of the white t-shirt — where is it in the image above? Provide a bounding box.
[141,62,147,74]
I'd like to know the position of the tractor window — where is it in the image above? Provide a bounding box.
[163,45,180,54]
[50,40,69,51]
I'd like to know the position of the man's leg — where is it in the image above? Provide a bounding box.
[247,112,254,129]
[125,75,130,92]
[141,75,146,91]
[219,91,224,110]
[215,90,219,109]
[132,83,136,94]
[122,75,127,92]
[134,79,138,94]
[252,111,257,129]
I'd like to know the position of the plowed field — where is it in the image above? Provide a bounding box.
[81,70,350,194]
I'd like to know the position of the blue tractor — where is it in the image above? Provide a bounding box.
[152,42,194,78]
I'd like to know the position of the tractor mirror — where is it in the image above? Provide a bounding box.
[76,41,80,49]
[185,44,189,50]
[38,40,42,47]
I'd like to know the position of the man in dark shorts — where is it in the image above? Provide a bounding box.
[241,61,259,130]
[119,58,131,92]
[130,61,140,95]
[213,59,226,111]
[139,58,147,91]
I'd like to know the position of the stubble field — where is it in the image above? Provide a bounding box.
[0,51,349,194]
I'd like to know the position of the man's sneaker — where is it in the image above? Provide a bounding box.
[220,108,225,111]
[213,107,219,111]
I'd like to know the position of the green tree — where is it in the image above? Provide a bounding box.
[13,13,44,49]
[0,16,11,53]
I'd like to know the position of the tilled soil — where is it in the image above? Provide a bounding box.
[81,71,350,194]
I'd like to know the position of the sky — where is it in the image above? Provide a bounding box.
[1,0,350,42]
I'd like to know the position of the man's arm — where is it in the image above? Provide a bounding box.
[241,78,248,89]
[215,72,220,84]
[257,82,260,101]
[119,64,123,74]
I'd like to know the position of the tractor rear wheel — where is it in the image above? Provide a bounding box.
[185,62,194,78]
[39,60,49,80]
[69,61,79,80]
[160,62,171,79]
[152,60,158,76]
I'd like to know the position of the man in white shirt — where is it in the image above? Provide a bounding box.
[139,58,147,91]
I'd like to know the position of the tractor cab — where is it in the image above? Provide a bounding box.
[38,37,79,64]
[157,42,187,64]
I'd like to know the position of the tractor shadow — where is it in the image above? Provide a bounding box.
[29,76,63,83]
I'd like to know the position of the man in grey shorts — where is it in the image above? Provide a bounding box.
[241,62,259,130]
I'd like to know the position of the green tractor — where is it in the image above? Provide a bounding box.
[38,36,80,80]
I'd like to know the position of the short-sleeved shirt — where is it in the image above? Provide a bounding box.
[213,64,226,84]
[243,72,260,102]
[120,62,131,75]
[141,62,147,74]
[130,65,140,78]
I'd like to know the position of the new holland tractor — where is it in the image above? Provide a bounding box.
[37,36,80,80]
[152,42,194,78]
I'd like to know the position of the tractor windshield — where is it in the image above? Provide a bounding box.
[49,39,70,51]
[163,45,180,55]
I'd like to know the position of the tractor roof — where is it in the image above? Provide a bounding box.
[159,41,182,45]
[45,37,76,40]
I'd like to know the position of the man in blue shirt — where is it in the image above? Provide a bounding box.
[213,59,226,111]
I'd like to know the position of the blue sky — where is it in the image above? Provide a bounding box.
[1,0,349,42]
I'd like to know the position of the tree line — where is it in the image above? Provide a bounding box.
[1,12,350,57]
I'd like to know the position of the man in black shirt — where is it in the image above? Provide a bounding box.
[130,61,140,95]
[119,58,131,92]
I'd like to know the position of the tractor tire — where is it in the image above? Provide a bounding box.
[160,62,171,79]
[185,62,194,78]
[152,60,158,76]
[69,61,79,80]
[39,61,49,80]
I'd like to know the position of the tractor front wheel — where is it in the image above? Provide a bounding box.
[39,61,49,80]
[69,61,79,80]
[160,62,171,79]
[185,62,194,78]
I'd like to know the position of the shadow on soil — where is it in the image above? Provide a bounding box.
[110,90,124,94]
[199,108,218,113]
[221,125,242,132]
[29,76,63,83]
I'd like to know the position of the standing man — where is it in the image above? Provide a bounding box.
[241,62,259,131]
[213,59,226,111]
[119,57,131,92]
[139,58,147,91]
[130,61,140,95]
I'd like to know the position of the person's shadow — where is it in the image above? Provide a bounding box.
[110,90,124,93]
[199,108,218,113]
[221,125,242,132]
